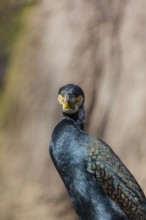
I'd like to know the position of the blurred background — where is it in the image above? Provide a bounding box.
[0,0,146,219]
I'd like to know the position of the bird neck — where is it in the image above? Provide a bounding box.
[63,106,85,130]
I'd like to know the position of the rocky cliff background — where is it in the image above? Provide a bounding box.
[0,0,146,220]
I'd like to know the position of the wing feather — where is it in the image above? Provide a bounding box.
[87,138,146,219]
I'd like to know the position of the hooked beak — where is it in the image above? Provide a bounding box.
[58,94,78,114]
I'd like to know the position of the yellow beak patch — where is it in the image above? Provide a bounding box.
[57,94,76,112]
[58,94,68,108]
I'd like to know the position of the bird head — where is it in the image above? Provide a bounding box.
[58,84,85,114]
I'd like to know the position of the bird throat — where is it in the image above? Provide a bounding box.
[63,106,85,130]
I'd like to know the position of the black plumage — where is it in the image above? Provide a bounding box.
[49,84,146,220]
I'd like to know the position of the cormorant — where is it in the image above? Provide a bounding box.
[49,84,146,220]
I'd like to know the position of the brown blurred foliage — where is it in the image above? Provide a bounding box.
[0,0,146,220]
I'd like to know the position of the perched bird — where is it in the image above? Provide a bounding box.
[49,84,146,220]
